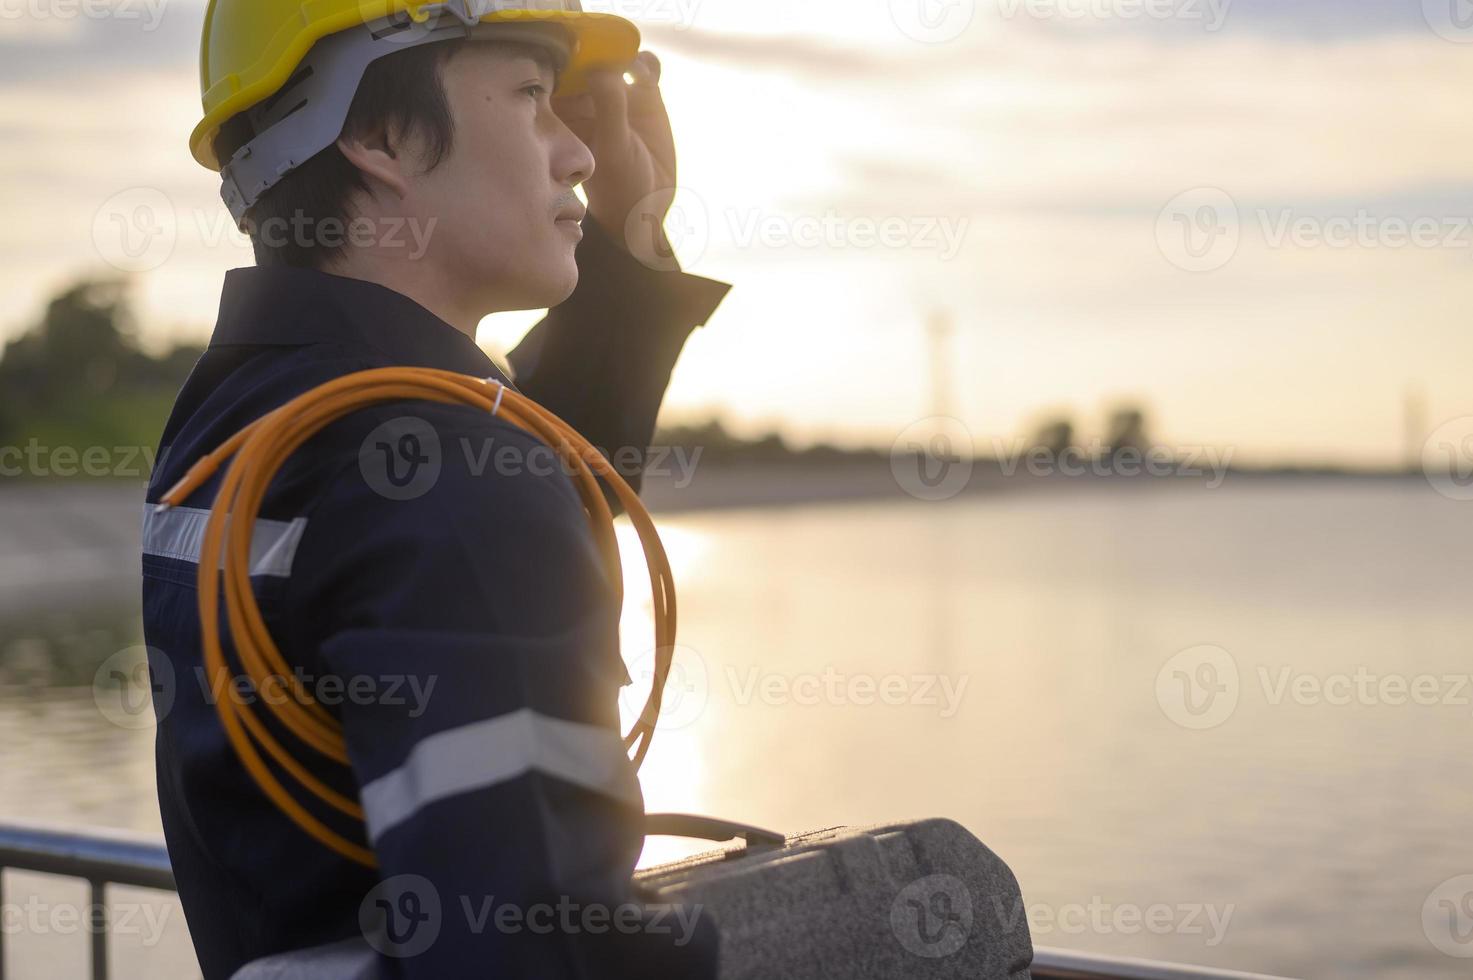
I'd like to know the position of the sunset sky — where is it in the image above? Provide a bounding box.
[3,0,1472,466]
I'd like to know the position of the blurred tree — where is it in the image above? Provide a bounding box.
[0,276,204,466]
[1029,416,1076,458]
[1100,405,1153,460]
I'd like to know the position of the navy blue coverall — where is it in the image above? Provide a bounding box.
[141,218,729,978]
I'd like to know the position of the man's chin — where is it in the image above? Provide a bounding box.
[542,261,580,307]
[500,264,578,313]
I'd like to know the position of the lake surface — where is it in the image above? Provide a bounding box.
[1,478,1469,978]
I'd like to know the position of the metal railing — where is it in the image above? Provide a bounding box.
[0,822,175,980]
[1031,948,1290,980]
[0,823,1289,980]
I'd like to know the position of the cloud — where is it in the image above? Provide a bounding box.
[989,0,1451,41]
[0,1,200,87]
[641,25,895,77]
[2,1,1471,460]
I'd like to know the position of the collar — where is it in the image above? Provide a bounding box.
[210,265,511,383]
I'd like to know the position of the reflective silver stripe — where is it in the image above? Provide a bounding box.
[141,505,307,578]
[360,709,639,842]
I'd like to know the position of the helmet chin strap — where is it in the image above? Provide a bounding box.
[219,9,576,228]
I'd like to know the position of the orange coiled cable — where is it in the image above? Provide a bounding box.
[156,367,676,868]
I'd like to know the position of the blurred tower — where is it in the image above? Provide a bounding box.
[1403,384,1427,473]
[924,310,957,675]
[927,310,955,422]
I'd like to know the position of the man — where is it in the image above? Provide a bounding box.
[142,2,728,976]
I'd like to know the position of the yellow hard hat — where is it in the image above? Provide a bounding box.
[191,0,639,173]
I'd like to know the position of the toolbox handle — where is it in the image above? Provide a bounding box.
[644,813,785,849]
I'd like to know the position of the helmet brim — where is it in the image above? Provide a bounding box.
[190,9,639,171]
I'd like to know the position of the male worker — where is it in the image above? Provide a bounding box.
[141,2,728,977]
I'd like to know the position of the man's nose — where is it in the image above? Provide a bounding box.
[555,121,595,188]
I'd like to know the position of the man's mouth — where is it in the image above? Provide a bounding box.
[555,202,587,229]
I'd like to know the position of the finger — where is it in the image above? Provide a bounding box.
[622,53,674,168]
[640,50,662,84]
[624,52,664,117]
[626,51,660,86]
[586,68,631,152]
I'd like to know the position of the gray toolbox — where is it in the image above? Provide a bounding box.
[232,814,1033,979]
[639,814,1034,979]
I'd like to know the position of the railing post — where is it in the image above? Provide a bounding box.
[89,879,107,980]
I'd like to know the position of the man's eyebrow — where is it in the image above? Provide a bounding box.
[507,56,560,91]
[501,41,564,78]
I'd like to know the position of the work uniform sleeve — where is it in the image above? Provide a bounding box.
[288,406,718,978]
[507,217,730,499]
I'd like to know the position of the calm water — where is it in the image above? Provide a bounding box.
[1,479,1470,978]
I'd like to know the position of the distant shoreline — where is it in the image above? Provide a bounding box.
[637,457,1437,513]
[0,466,1441,615]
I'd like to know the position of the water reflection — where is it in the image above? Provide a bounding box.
[2,482,1470,978]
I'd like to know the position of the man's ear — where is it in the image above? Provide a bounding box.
[336,122,413,200]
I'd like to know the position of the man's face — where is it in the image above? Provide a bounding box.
[408,41,594,313]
